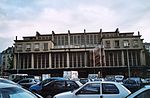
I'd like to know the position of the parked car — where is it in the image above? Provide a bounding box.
[53,81,131,98]
[79,78,92,84]
[17,78,40,89]
[93,78,105,82]
[123,77,143,93]
[37,79,82,98]
[29,77,66,92]
[125,85,150,98]
[0,82,43,98]
[0,78,20,86]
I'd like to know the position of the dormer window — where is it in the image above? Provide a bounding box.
[133,40,139,47]
[114,40,120,48]
[26,43,31,51]
[16,44,22,52]
[123,40,129,48]
[34,43,40,51]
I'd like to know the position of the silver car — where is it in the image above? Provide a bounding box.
[126,85,150,98]
[54,81,131,98]
[0,82,43,98]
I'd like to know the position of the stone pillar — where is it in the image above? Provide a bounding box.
[112,53,115,66]
[140,50,146,65]
[31,54,34,69]
[122,51,125,66]
[67,52,69,68]
[14,54,17,69]
[49,53,51,68]
[93,50,95,67]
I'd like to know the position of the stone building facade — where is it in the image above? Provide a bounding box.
[11,28,146,78]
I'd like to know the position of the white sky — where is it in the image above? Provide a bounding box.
[0,0,150,52]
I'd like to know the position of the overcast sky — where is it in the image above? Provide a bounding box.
[0,0,150,52]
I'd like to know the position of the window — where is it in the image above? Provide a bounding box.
[102,83,119,94]
[78,83,100,94]
[66,81,79,89]
[114,40,120,48]
[17,44,22,52]
[52,81,65,88]
[34,43,40,51]
[135,89,150,98]
[19,80,30,84]
[123,40,129,48]
[43,43,48,51]
[26,43,31,51]
[133,40,139,47]
[105,40,110,48]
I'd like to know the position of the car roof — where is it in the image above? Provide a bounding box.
[0,82,18,88]
[0,78,18,84]
[45,77,66,80]
[86,81,119,84]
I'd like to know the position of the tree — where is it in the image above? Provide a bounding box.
[7,54,14,69]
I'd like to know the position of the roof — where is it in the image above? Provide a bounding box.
[86,81,119,84]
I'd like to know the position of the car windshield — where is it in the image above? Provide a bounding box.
[0,87,38,98]
[125,80,136,84]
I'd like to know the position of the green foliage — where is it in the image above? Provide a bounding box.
[7,54,14,69]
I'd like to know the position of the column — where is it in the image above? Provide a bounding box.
[99,48,102,66]
[49,53,52,68]
[108,53,110,66]
[76,53,78,68]
[103,49,106,66]
[117,52,119,66]
[54,54,56,68]
[62,54,64,68]
[31,54,34,69]
[41,54,42,69]
[67,52,69,68]
[140,50,146,65]
[80,53,82,67]
[135,51,138,66]
[36,54,38,69]
[127,49,131,77]
[112,53,115,66]
[58,54,60,68]
[93,50,95,67]
[131,52,134,66]
[122,51,125,66]
[14,54,17,69]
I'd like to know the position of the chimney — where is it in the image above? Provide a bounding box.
[16,36,17,40]
[138,31,140,36]
[84,29,86,33]
[68,30,70,34]
[115,28,119,33]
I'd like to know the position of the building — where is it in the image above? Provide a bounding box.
[144,43,150,53]
[144,42,150,76]
[1,47,14,75]
[10,28,147,78]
